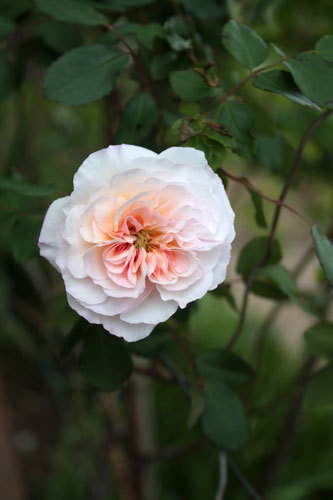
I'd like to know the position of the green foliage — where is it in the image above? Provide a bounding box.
[284,53,333,109]
[304,322,333,358]
[170,69,215,101]
[215,100,256,157]
[44,45,129,106]
[253,70,321,110]
[316,35,333,62]
[116,93,158,144]
[10,215,42,262]
[34,0,108,26]
[80,325,133,392]
[237,237,282,276]
[304,363,333,409]
[312,225,333,286]
[0,3,333,498]
[196,349,254,388]
[222,20,268,69]
[0,177,58,196]
[202,376,249,450]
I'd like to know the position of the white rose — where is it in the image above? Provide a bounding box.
[39,145,235,342]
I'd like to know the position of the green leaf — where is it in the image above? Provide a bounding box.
[197,349,254,388]
[247,188,267,228]
[256,133,285,172]
[41,21,83,53]
[0,177,58,196]
[222,20,268,69]
[170,69,215,101]
[284,53,333,109]
[251,280,286,300]
[151,52,178,81]
[0,51,14,100]
[304,363,333,409]
[81,326,133,392]
[202,377,249,450]
[253,70,321,110]
[256,264,317,316]
[237,237,282,277]
[185,135,226,170]
[215,101,256,157]
[11,215,42,262]
[34,0,108,26]
[44,45,129,106]
[312,225,333,286]
[304,322,333,358]
[116,93,158,144]
[0,17,15,39]
[61,318,89,359]
[315,35,333,62]
[203,126,235,148]
[136,23,164,50]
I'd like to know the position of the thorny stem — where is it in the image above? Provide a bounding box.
[218,168,313,227]
[105,24,151,93]
[225,109,332,350]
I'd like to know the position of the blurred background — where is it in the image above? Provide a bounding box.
[0,0,332,499]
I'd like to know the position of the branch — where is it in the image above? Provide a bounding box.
[218,167,312,227]
[226,109,332,350]
[105,24,151,93]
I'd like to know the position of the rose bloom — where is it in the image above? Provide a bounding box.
[39,145,235,341]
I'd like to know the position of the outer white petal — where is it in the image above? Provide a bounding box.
[120,289,178,325]
[63,272,106,305]
[209,241,233,290]
[159,146,207,169]
[38,197,69,270]
[68,293,153,342]
[158,271,213,308]
[73,144,157,188]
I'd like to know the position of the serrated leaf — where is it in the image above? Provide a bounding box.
[185,135,226,170]
[116,93,158,144]
[202,377,249,450]
[315,35,333,62]
[312,225,333,286]
[44,45,129,106]
[237,237,282,277]
[170,69,215,101]
[34,0,108,26]
[253,70,321,110]
[197,349,254,388]
[304,322,333,358]
[284,53,333,109]
[11,215,42,262]
[81,326,133,392]
[0,177,58,196]
[222,20,268,69]
[304,363,333,409]
[215,101,256,157]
